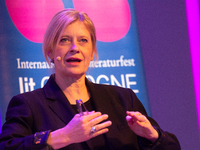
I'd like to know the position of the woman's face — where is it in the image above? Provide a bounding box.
[49,20,94,78]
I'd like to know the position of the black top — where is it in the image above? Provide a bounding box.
[71,98,94,114]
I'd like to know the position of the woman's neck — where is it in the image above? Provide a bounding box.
[54,74,90,104]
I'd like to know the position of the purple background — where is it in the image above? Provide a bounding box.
[134,0,200,149]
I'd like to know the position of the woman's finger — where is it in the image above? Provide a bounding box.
[89,114,109,126]
[89,120,112,137]
[81,111,102,121]
[93,120,112,131]
[126,111,148,122]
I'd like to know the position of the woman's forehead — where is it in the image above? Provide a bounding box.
[61,21,91,37]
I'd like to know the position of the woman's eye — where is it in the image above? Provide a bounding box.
[80,39,88,43]
[60,38,70,43]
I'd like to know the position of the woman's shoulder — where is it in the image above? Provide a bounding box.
[13,88,44,99]
[10,88,46,107]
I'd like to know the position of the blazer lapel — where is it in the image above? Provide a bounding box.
[43,75,75,125]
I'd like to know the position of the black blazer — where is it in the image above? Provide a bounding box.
[0,75,180,150]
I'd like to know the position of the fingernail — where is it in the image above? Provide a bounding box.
[104,114,109,118]
[109,121,112,125]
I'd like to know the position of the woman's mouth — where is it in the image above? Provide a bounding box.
[66,58,81,63]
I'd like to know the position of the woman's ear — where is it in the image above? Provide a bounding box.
[47,50,54,60]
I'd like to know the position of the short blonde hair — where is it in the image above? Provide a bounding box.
[42,8,98,65]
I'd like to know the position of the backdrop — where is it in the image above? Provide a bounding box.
[0,0,200,150]
[0,0,149,130]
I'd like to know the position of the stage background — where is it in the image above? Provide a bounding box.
[0,0,200,150]
[134,0,200,150]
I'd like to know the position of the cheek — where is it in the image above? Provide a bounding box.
[88,46,95,58]
[90,54,94,61]
[88,51,94,61]
[54,47,66,57]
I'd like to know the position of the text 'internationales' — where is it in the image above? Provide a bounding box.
[17,55,135,69]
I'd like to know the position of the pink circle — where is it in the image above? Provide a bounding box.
[5,0,64,43]
[73,0,131,42]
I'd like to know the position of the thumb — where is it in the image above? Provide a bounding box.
[126,116,135,125]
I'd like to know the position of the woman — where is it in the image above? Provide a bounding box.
[0,9,180,150]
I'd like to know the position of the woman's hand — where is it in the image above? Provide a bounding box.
[126,111,158,143]
[47,111,112,149]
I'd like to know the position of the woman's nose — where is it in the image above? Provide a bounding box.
[70,43,79,53]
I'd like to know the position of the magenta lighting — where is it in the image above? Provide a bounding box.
[185,0,200,138]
